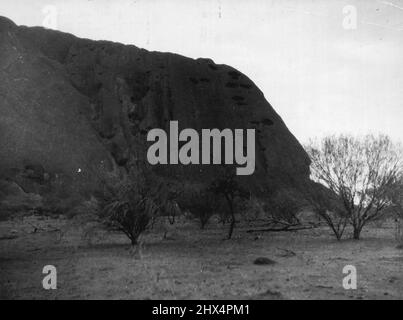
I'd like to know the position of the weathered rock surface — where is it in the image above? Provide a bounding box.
[0,16,310,210]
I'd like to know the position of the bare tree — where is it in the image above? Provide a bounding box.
[306,135,402,240]
[210,170,249,239]
[303,182,349,240]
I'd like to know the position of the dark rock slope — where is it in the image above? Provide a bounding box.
[0,16,310,207]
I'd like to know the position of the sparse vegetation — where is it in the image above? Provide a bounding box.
[210,170,249,239]
[303,183,348,240]
[265,189,303,227]
[386,177,403,246]
[95,168,161,246]
[179,187,219,229]
[306,135,402,240]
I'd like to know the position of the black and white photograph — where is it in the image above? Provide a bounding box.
[0,0,402,303]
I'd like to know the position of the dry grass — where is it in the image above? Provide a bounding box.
[0,214,402,300]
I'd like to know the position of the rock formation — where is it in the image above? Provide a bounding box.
[0,16,311,212]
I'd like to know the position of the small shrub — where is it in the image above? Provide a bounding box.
[189,189,220,229]
[242,196,266,221]
[156,181,183,225]
[95,167,161,246]
[264,189,304,226]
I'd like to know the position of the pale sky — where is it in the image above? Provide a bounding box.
[2,0,402,143]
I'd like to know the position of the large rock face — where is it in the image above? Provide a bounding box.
[0,16,310,206]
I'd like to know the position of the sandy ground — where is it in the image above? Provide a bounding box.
[0,214,402,300]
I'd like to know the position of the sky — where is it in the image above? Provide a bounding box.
[1,0,402,144]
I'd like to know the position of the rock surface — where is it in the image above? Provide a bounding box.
[0,16,310,208]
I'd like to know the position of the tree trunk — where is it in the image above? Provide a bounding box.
[200,219,206,230]
[129,231,140,246]
[228,214,235,239]
[227,197,235,239]
[353,227,361,240]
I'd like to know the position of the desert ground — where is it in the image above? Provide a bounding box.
[0,213,402,300]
